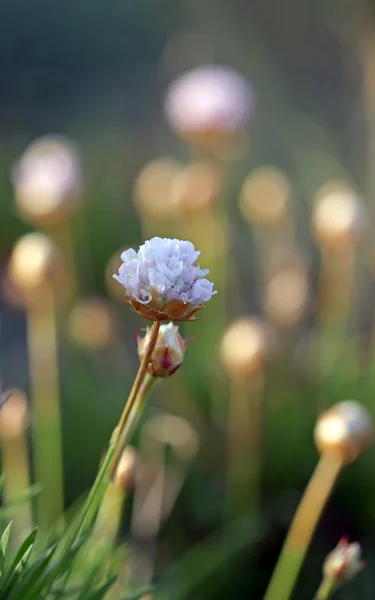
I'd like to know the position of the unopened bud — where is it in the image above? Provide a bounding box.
[312,185,365,252]
[314,401,373,464]
[114,446,137,487]
[0,389,29,440]
[137,322,188,378]
[220,317,273,377]
[323,538,365,583]
[8,233,60,293]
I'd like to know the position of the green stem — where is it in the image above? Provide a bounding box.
[314,577,337,600]
[61,322,160,554]
[263,455,342,600]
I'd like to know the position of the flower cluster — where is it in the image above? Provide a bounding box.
[113,237,216,321]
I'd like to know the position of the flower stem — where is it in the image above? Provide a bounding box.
[314,577,337,600]
[63,321,160,550]
[263,454,342,600]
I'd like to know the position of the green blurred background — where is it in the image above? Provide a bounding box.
[2,1,375,598]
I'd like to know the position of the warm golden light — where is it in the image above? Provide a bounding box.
[12,135,82,225]
[171,160,222,215]
[114,446,137,487]
[220,317,273,377]
[264,265,309,327]
[240,167,291,226]
[8,233,59,292]
[133,158,182,220]
[314,401,373,464]
[68,298,117,351]
[0,389,29,440]
[312,183,365,251]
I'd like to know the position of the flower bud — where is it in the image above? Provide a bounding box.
[12,135,82,226]
[314,401,373,464]
[312,184,365,252]
[323,537,365,583]
[8,233,61,293]
[220,317,274,377]
[137,322,188,377]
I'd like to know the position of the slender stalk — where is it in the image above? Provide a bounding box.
[263,454,342,600]
[64,322,160,550]
[226,374,263,521]
[26,281,64,531]
[314,577,337,600]
[0,431,32,547]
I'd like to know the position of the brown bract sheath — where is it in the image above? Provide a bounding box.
[125,294,205,322]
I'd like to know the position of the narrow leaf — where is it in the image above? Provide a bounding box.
[0,522,13,573]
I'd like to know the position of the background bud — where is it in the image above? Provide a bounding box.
[314,401,373,464]
[12,135,82,226]
[312,184,365,252]
[220,317,273,377]
[8,233,61,293]
[137,322,187,378]
[323,538,364,583]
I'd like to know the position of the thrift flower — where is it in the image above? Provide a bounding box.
[113,237,216,321]
[137,322,189,377]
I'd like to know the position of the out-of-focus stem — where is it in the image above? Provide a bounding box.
[0,433,32,546]
[314,577,337,600]
[26,281,64,531]
[226,374,263,521]
[263,454,342,600]
[49,218,79,302]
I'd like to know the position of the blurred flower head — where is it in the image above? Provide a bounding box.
[240,167,291,227]
[264,261,309,328]
[312,183,366,252]
[137,322,189,377]
[113,237,216,321]
[68,298,117,351]
[133,158,182,221]
[8,232,61,294]
[12,135,82,226]
[314,400,373,464]
[220,317,274,377]
[165,65,253,150]
[323,538,364,583]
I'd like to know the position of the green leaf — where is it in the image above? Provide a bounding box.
[80,576,117,600]
[8,546,56,600]
[0,529,37,598]
[0,485,42,518]
[0,522,13,574]
[121,587,153,600]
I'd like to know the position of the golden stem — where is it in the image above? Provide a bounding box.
[26,281,64,531]
[263,454,342,600]
[226,373,263,520]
